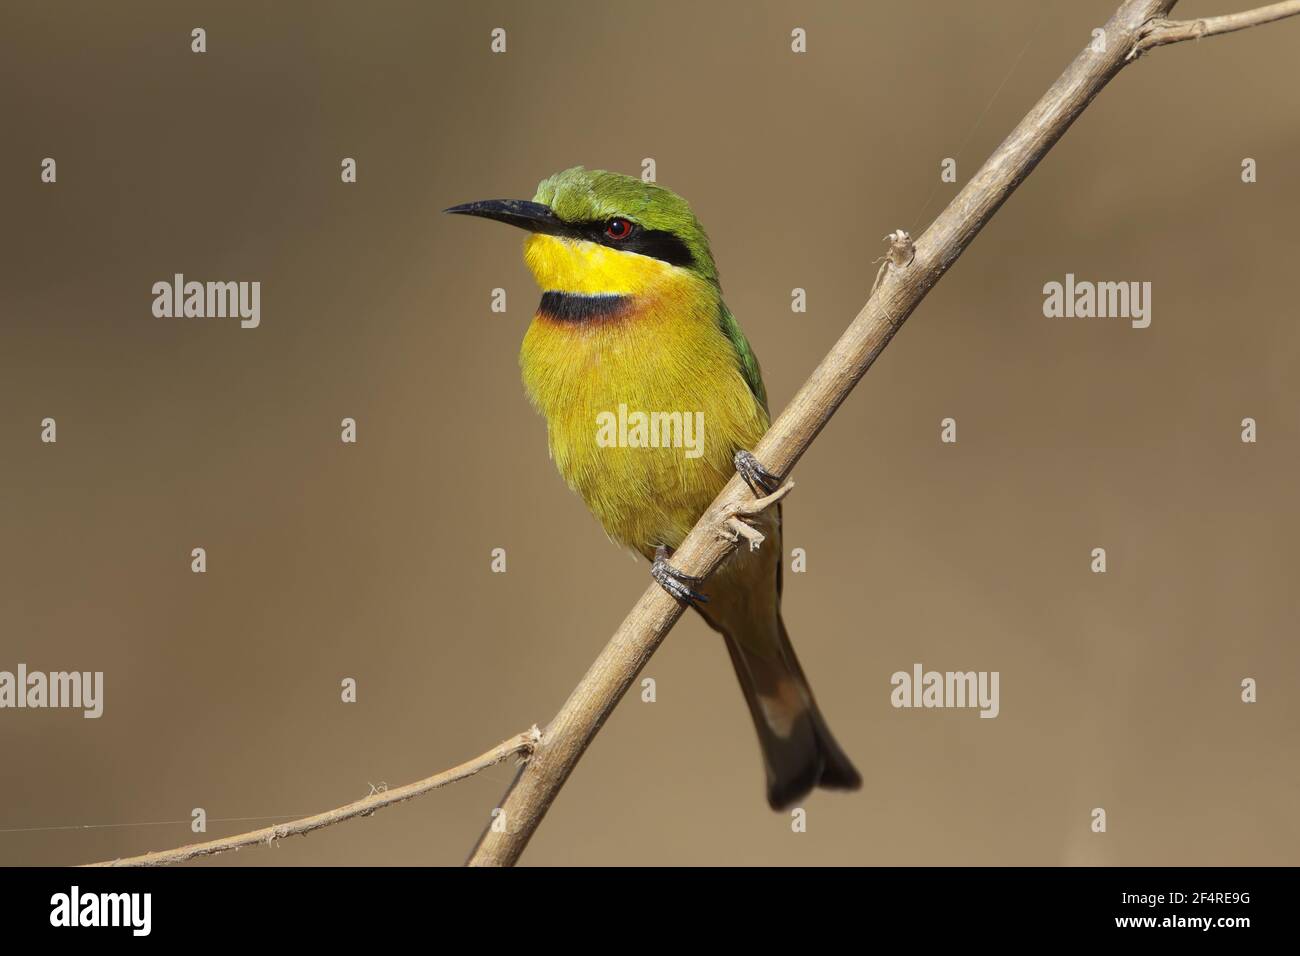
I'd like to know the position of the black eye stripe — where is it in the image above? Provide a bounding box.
[533,216,696,269]
[619,228,696,268]
[573,220,695,268]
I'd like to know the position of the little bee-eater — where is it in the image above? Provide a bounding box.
[448,167,860,809]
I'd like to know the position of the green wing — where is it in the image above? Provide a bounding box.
[718,301,768,414]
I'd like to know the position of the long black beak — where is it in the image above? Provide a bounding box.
[443,199,566,235]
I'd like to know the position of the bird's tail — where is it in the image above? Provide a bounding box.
[721,611,861,810]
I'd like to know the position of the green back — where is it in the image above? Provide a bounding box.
[719,301,768,414]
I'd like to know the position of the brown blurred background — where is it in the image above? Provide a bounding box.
[2,0,1297,866]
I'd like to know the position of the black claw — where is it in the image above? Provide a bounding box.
[734,449,780,497]
[651,546,709,606]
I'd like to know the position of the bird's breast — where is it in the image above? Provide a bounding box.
[519,284,768,556]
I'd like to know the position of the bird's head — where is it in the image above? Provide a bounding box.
[445,166,718,296]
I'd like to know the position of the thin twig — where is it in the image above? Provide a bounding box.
[464,0,1297,867]
[84,729,540,867]
[1128,0,1300,58]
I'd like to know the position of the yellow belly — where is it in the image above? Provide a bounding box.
[519,280,768,558]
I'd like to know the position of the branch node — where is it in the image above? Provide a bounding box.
[1127,17,1179,59]
[871,229,916,298]
[732,479,794,517]
[721,515,766,550]
[515,725,544,764]
[886,228,916,269]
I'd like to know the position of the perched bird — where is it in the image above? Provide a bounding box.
[447,167,860,809]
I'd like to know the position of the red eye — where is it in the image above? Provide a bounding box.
[604,218,634,240]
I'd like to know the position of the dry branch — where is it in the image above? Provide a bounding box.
[87,0,1299,868]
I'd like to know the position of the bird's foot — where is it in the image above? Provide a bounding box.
[734,449,781,496]
[651,545,709,607]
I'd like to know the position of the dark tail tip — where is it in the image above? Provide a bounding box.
[766,758,823,811]
[814,728,863,792]
[763,709,862,811]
